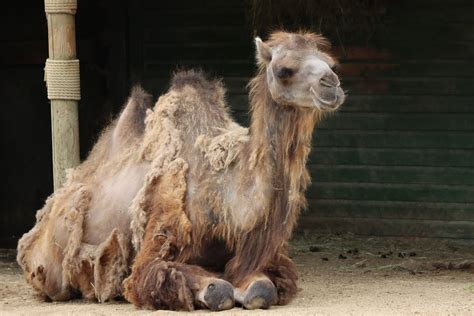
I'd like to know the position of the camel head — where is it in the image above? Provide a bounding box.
[255,31,345,111]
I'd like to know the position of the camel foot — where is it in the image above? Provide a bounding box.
[238,279,278,310]
[198,279,235,311]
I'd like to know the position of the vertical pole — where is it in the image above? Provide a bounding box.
[44,0,80,190]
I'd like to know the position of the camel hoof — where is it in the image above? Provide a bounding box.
[203,280,235,311]
[243,280,278,310]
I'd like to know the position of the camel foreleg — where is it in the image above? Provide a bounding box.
[124,157,235,311]
[123,207,235,311]
[123,209,235,311]
[123,256,234,311]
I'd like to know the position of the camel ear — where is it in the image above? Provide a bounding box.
[255,37,272,64]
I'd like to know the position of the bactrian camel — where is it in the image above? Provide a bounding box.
[17,31,345,311]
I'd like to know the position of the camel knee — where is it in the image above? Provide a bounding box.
[19,237,71,301]
[27,263,72,301]
[124,260,195,311]
[265,254,299,305]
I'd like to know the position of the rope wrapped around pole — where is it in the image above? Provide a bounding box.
[44,59,81,100]
[44,0,77,14]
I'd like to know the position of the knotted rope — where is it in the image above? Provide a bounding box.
[44,0,77,14]
[44,59,81,100]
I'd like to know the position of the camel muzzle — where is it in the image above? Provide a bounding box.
[309,86,344,112]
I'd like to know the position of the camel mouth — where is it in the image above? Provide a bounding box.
[309,86,342,112]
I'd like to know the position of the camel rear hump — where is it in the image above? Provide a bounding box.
[112,85,153,150]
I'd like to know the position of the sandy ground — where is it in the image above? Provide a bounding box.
[1,234,473,316]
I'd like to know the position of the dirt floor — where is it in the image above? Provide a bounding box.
[1,234,473,315]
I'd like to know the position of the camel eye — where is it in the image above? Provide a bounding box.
[276,67,295,79]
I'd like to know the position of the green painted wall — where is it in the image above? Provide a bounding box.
[308,1,474,238]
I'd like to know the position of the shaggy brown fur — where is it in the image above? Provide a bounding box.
[123,159,202,310]
[17,31,344,311]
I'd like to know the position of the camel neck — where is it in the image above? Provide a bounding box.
[246,71,319,231]
[225,71,320,283]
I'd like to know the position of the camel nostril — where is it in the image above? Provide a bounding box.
[320,77,339,88]
[320,79,333,88]
[320,72,340,88]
